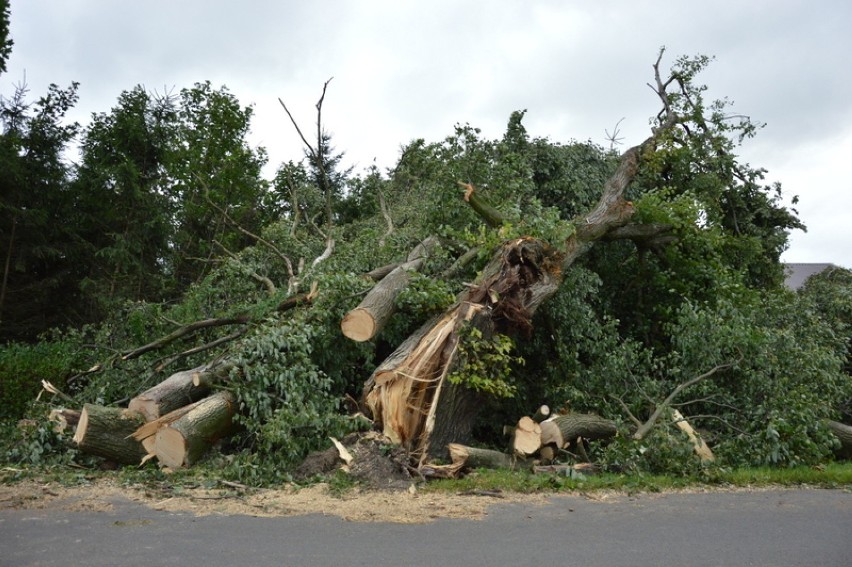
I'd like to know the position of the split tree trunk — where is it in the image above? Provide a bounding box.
[152,391,236,469]
[129,365,210,422]
[73,404,148,465]
[672,409,714,463]
[360,65,678,463]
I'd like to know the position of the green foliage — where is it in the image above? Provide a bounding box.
[0,0,11,75]
[0,335,89,421]
[2,51,847,484]
[223,317,362,484]
[448,327,523,398]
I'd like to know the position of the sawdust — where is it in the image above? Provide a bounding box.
[0,478,550,523]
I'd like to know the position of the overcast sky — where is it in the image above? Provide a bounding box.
[4,0,850,268]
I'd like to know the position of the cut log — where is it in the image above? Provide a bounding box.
[539,420,565,448]
[128,365,210,422]
[672,409,714,463]
[448,443,517,470]
[152,391,236,468]
[340,266,410,341]
[73,404,148,465]
[191,362,235,388]
[545,413,617,447]
[532,405,551,423]
[512,416,542,457]
[824,419,852,460]
[48,408,81,433]
[130,397,208,450]
[341,236,440,342]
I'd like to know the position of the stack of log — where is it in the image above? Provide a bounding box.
[54,365,237,469]
[434,406,620,478]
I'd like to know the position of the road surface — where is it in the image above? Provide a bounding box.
[2,488,850,566]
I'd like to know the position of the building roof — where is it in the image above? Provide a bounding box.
[783,263,837,290]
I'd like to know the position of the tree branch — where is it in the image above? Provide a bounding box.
[632,361,735,440]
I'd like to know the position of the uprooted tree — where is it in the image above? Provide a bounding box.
[5,50,851,482]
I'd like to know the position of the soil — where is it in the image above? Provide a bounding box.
[0,478,550,524]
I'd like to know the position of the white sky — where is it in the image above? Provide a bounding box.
[4,0,851,268]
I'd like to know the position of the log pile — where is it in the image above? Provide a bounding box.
[427,408,619,478]
[63,365,236,469]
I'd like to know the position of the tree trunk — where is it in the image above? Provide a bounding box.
[511,416,543,457]
[448,443,517,470]
[824,419,852,460]
[73,404,148,465]
[361,70,678,464]
[152,391,236,468]
[540,413,618,448]
[128,365,210,422]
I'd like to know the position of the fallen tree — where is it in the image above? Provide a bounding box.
[20,50,846,482]
[361,51,679,462]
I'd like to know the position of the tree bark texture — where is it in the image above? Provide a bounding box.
[72,404,148,465]
[341,236,440,341]
[152,391,236,468]
[128,366,210,422]
[448,443,517,470]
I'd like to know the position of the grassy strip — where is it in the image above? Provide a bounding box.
[3,462,851,493]
[422,462,852,495]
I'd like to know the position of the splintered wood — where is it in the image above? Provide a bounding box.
[365,303,481,457]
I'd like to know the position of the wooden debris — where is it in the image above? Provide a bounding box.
[672,409,714,463]
[449,443,517,471]
[152,391,236,469]
[48,408,81,433]
[73,404,147,465]
[129,366,210,422]
[512,416,542,457]
[532,405,551,423]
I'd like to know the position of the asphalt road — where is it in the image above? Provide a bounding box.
[2,489,850,567]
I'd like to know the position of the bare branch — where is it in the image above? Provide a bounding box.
[120,315,252,362]
[633,361,736,440]
[213,239,277,295]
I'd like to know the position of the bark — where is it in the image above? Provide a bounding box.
[361,55,681,464]
[341,236,440,341]
[448,443,517,470]
[824,419,852,460]
[152,391,236,468]
[128,366,210,422]
[72,404,148,465]
[541,413,618,448]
